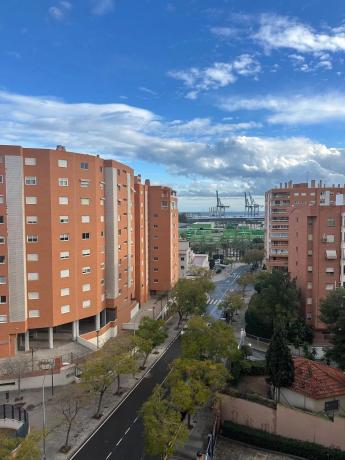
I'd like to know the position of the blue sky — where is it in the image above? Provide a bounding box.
[1,0,345,211]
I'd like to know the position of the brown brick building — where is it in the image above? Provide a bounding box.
[0,145,179,357]
[265,180,345,336]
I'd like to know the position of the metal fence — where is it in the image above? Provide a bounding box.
[1,404,29,438]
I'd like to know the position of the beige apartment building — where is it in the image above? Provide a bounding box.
[0,145,178,358]
[265,180,345,336]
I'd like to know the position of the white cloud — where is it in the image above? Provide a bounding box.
[210,26,237,38]
[255,14,345,53]
[0,90,344,197]
[91,0,114,15]
[49,1,71,20]
[168,54,261,98]
[219,93,345,124]
[138,87,158,96]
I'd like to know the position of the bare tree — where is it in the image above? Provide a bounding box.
[2,356,30,399]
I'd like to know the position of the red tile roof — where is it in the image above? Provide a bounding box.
[291,357,345,400]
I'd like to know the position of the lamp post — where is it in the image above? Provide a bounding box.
[42,372,47,460]
[96,329,100,349]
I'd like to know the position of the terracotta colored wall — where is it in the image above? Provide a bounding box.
[221,393,345,451]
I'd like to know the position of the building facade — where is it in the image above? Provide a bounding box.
[179,239,209,277]
[265,180,345,335]
[0,145,178,358]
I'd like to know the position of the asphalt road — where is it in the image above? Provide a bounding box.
[71,334,181,460]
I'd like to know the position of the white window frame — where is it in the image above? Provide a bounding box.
[59,216,69,224]
[60,269,70,278]
[58,159,68,168]
[81,198,90,205]
[60,288,70,297]
[28,292,39,300]
[27,253,38,262]
[82,283,91,292]
[59,196,69,205]
[61,305,70,314]
[28,310,40,318]
[25,176,37,185]
[27,235,38,243]
[26,196,37,205]
[24,157,37,166]
[26,216,38,224]
[82,249,91,256]
[60,251,70,259]
[59,233,69,241]
[28,272,39,281]
[82,266,91,274]
[58,178,69,187]
[81,215,90,223]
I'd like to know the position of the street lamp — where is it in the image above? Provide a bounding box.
[42,373,47,460]
[96,329,100,349]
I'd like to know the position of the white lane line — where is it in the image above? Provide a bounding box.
[125,427,131,435]
[133,416,138,424]
[106,452,112,460]
[116,438,123,447]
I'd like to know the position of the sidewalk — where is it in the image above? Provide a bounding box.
[5,313,181,460]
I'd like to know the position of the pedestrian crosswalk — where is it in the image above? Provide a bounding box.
[208,298,222,305]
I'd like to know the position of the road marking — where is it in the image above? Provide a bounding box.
[70,331,181,459]
[116,438,123,447]
[125,427,131,435]
[105,452,112,459]
[133,416,138,424]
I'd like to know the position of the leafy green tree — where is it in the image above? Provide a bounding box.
[104,335,138,394]
[266,325,295,402]
[140,386,188,460]
[0,431,42,460]
[133,317,167,369]
[181,316,238,363]
[237,272,255,296]
[242,249,264,267]
[219,292,245,324]
[81,350,114,418]
[167,358,229,428]
[287,317,314,352]
[320,288,345,369]
[171,276,214,327]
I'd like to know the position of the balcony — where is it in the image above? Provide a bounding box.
[325,249,337,260]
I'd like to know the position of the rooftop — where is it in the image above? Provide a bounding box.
[291,357,345,400]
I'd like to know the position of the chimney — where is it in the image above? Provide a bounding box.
[56,145,66,151]
[311,179,316,187]
[280,182,282,188]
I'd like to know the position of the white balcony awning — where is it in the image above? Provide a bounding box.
[326,250,337,260]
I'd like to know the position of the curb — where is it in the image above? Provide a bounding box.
[68,327,181,459]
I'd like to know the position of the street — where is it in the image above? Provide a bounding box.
[71,334,181,460]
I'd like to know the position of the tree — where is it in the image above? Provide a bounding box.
[56,385,86,452]
[171,276,214,327]
[320,288,345,369]
[104,336,138,394]
[167,358,229,428]
[133,317,167,369]
[219,292,245,324]
[2,356,30,399]
[242,249,264,268]
[237,272,255,296]
[81,350,114,418]
[140,386,188,460]
[181,316,238,364]
[0,431,42,460]
[266,325,295,402]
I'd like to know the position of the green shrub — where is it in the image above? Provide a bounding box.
[242,360,266,376]
[222,420,345,460]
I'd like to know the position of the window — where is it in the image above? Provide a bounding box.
[61,305,70,314]
[59,196,68,205]
[307,282,312,289]
[154,246,158,250]
[80,162,89,170]
[327,218,336,227]
[0,216,4,224]
[60,216,69,223]
[326,235,335,243]
[0,296,6,303]
[153,224,158,228]
[307,266,313,272]
[60,233,69,241]
[82,232,90,240]
[0,315,7,323]
[58,178,68,187]
[0,196,4,204]
[60,251,69,259]
[101,279,104,285]
[82,283,91,292]
[26,196,37,205]
[326,249,337,259]
[27,216,38,224]
[153,257,159,261]
[80,179,90,188]
[0,237,6,244]
[308,234,313,241]
[29,310,40,318]
[326,267,335,274]
[27,253,38,262]
[153,279,158,283]
[58,159,68,168]
[25,176,37,185]
[82,249,90,256]
[28,272,39,281]
[82,299,91,309]
[28,292,39,300]
[81,215,90,223]
[0,276,6,284]
[307,298,312,304]
[326,284,334,291]
[82,266,91,274]
[161,201,168,208]
[307,250,313,256]
[27,235,38,243]
[0,176,3,184]
[100,216,104,222]
[25,157,36,166]
[81,198,90,205]
[61,287,70,297]
[60,269,70,278]
[153,268,158,272]
[0,256,5,264]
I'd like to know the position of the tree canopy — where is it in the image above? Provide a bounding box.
[219,292,245,324]
[133,317,167,368]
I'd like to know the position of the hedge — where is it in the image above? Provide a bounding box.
[222,420,345,460]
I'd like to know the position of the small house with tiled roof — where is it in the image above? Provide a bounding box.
[280,357,345,415]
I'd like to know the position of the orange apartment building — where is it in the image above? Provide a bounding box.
[265,180,345,337]
[0,145,178,358]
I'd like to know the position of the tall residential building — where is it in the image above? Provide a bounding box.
[265,180,345,338]
[0,145,178,358]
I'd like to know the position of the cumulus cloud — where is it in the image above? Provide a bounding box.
[91,0,114,15]
[255,14,345,53]
[0,91,344,196]
[219,93,345,124]
[49,1,71,20]
[168,54,261,99]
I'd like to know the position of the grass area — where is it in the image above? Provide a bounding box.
[0,427,16,439]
